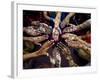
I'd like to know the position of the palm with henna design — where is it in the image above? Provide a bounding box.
[62,24,77,33]
[62,33,85,48]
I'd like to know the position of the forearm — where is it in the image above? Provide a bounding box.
[77,49,90,61]
[54,12,61,28]
[63,12,75,24]
[43,11,51,21]
[67,12,75,18]
[23,27,41,36]
[77,19,91,30]
[23,35,48,43]
[65,54,78,67]
[77,38,91,55]
[78,38,91,48]
[81,44,91,55]
[64,49,78,67]
[23,37,54,61]
[23,50,41,61]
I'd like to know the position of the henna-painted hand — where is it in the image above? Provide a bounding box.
[31,21,40,28]
[39,23,52,34]
[62,24,77,33]
[57,42,78,67]
[62,33,83,48]
[39,40,55,56]
[62,33,91,56]
[23,40,55,60]
[52,27,60,41]
[60,19,70,28]
[23,26,41,36]
[23,35,49,46]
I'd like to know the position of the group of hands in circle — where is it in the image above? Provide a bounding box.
[23,12,91,66]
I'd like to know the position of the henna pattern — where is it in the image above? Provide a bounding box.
[23,11,91,68]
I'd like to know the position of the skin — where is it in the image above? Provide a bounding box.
[23,40,54,61]
[57,42,78,67]
[39,23,52,34]
[52,12,61,41]
[23,11,91,68]
[78,49,90,61]
[62,24,77,33]
[49,47,61,67]
[77,19,91,30]
[62,19,91,33]
[23,35,49,46]
[79,31,91,44]
[43,11,62,41]
[24,21,52,36]
[23,26,41,36]
[43,11,75,27]
[54,12,61,28]
[43,11,54,21]
[31,21,40,27]
[62,33,91,56]
[60,12,75,28]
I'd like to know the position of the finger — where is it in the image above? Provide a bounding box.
[65,38,71,43]
[57,43,65,52]
[43,47,50,52]
[62,33,69,39]
[46,42,55,50]
[47,40,54,46]
[63,28,68,33]
[43,40,54,50]
[50,40,54,43]
[34,42,42,46]
[49,42,55,47]
[66,41,81,48]
[45,40,51,45]
[42,52,48,56]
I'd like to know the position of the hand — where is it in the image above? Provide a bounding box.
[57,42,78,67]
[31,21,40,27]
[50,47,61,67]
[60,19,70,28]
[65,39,83,48]
[52,27,60,41]
[39,23,52,34]
[23,40,54,60]
[62,33,83,48]
[62,33,79,40]
[23,35,49,46]
[57,42,71,55]
[62,24,77,33]
[60,12,75,29]
[23,26,41,36]
[39,40,55,56]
